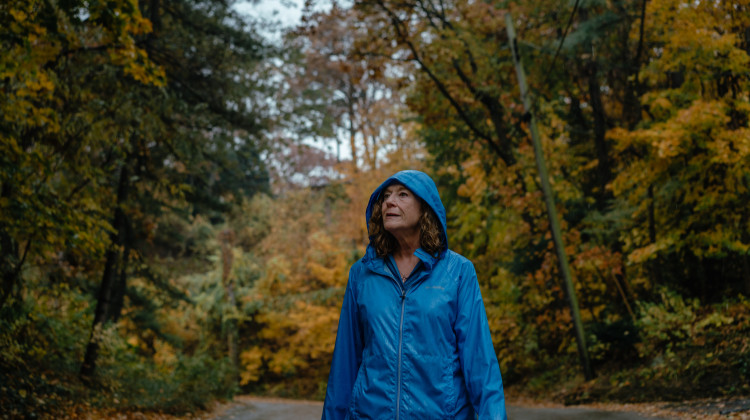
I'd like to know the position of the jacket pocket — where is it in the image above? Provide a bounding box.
[349,358,366,419]
[402,354,455,419]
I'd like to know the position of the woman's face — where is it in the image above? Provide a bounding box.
[381,183,422,236]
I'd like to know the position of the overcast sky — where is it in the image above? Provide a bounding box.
[234,0,305,32]
[233,0,354,166]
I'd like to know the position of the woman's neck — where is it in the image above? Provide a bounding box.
[393,246,419,261]
[393,243,420,282]
[392,231,420,260]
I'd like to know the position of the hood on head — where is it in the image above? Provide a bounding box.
[365,170,448,253]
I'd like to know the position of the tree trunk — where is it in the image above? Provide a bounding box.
[694,255,708,302]
[623,0,647,129]
[743,212,750,295]
[0,183,20,309]
[347,80,358,172]
[0,232,19,310]
[220,229,239,381]
[110,219,131,323]
[584,58,611,209]
[647,184,662,287]
[81,164,131,378]
[742,254,750,296]
[578,7,612,210]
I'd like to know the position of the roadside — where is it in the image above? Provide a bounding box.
[507,394,750,420]
[208,396,321,420]
[204,395,750,420]
[53,394,750,419]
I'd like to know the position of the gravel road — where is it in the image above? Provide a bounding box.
[209,397,666,420]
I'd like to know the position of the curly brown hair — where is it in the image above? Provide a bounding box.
[368,193,444,258]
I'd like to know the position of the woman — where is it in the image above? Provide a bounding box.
[322,170,508,420]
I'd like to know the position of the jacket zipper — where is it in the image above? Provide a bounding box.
[396,283,406,420]
[385,257,419,420]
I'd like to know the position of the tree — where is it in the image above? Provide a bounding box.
[277,4,415,174]
[0,0,164,311]
[79,0,271,377]
[354,0,519,167]
[608,0,750,299]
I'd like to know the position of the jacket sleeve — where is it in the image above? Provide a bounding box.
[455,262,508,420]
[321,266,364,420]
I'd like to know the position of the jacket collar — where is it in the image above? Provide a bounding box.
[363,245,439,275]
[413,248,439,270]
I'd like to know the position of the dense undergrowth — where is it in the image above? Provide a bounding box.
[3,285,747,420]
[522,293,750,405]
[0,291,237,420]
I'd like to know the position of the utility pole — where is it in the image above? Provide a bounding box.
[505,12,594,381]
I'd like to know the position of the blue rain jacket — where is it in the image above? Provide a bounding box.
[322,170,508,420]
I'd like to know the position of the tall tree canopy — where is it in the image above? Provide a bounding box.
[1,0,271,412]
[2,0,749,416]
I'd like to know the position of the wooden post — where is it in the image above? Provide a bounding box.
[505,12,594,380]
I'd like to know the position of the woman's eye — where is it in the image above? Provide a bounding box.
[400,192,408,197]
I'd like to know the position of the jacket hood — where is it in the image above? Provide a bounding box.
[365,170,448,253]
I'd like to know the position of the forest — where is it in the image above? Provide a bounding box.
[1,0,749,418]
